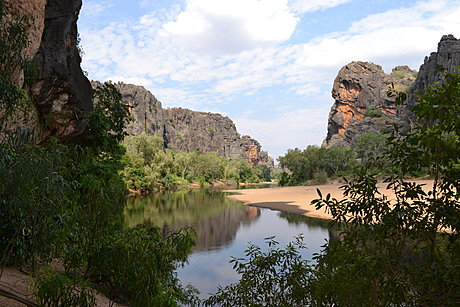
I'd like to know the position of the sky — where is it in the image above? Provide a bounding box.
[78,0,460,159]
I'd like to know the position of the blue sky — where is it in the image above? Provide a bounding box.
[78,0,460,159]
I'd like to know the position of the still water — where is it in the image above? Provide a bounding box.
[124,189,332,299]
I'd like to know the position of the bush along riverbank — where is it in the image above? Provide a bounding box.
[0,9,199,303]
[122,133,273,194]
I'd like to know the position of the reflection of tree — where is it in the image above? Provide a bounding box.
[123,190,261,251]
[277,211,340,240]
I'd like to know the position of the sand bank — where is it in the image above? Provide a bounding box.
[225,180,434,220]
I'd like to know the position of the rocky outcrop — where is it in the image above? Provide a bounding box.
[239,135,273,167]
[30,0,93,141]
[407,35,460,106]
[324,62,416,147]
[109,83,272,165]
[5,0,92,141]
[163,108,243,158]
[92,82,166,138]
[324,35,460,148]
[4,0,46,67]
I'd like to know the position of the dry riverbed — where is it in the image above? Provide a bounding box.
[225,180,434,220]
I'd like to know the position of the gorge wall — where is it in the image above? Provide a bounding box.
[324,34,460,148]
[324,62,416,148]
[107,82,272,166]
[407,34,460,106]
[6,0,92,141]
[5,1,271,166]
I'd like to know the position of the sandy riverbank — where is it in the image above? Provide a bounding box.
[225,180,434,220]
[0,267,127,307]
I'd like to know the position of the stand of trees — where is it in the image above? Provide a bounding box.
[277,129,419,186]
[122,133,271,192]
[205,69,460,306]
[278,146,357,185]
[0,3,197,305]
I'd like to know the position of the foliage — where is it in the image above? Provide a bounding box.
[0,1,31,129]
[205,236,312,307]
[390,70,406,79]
[364,105,383,117]
[35,272,96,307]
[310,69,460,305]
[355,132,387,165]
[87,225,197,306]
[0,141,75,264]
[255,164,272,182]
[122,133,265,191]
[278,146,356,186]
[79,81,131,152]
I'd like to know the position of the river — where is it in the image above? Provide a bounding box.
[123,189,332,299]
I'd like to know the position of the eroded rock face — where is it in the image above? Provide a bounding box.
[324,61,416,147]
[164,108,242,158]
[30,0,92,141]
[92,82,165,138]
[110,83,271,165]
[4,0,46,62]
[407,35,460,106]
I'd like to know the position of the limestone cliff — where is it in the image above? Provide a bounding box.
[324,35,460,148]
[106,83,271,165]
[163,108,242,158]
[407,35,460,106]
[6,0,92,141]
[31,0,93,141]
[324,62,416,147]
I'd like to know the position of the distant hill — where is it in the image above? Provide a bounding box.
[92,82,273,167]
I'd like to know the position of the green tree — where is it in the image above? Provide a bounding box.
[311,69,460,305]
[205,236,312,306]
[0,0,30,128]
[207,70,460,306]
[278,146,355,185]
[355,131,387,165]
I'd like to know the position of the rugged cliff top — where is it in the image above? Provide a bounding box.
[324,61,416,148]
[407,34,460,106]
[324,35,460,148]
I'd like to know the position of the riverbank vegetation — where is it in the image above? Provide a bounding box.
[0,3,197,305]
[122,133,271,193]
[206,69,460,306]
[278,129,424,186]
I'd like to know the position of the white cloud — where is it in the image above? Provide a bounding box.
[160,0,298,53]
[235,105,330,159]
[82,0,460,98]
[84,1,113,17]
[80,0,460,157]
[289,0,351,13]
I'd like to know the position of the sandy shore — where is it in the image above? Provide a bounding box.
[225,180,434,220]
[0,267,127,307]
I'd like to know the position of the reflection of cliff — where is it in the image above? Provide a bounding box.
[123,190,260,252]
[173,206,261,252]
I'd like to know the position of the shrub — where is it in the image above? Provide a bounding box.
[86,225,198,306]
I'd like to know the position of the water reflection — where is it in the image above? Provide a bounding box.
[278,211,341,242]
[124,190,332,298]
[124,190,261,251]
